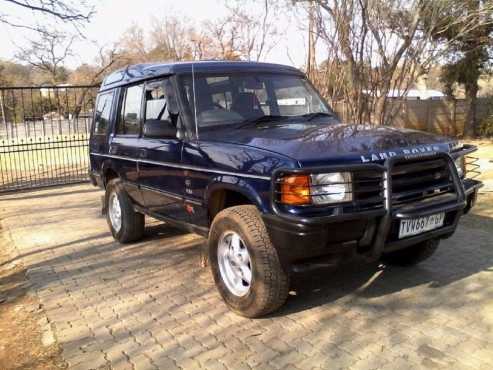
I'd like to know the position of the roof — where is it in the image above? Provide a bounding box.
[362,88,446,100]
[100,60,304,91]
[387,89,445,99]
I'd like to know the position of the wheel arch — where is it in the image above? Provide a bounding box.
[101,162,119,188]
[205,180,268,223]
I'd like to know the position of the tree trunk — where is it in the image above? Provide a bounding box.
[306,3,316,79]
[374,77,393,125]
[464,81,479,138]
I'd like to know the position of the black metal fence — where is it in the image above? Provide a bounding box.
[0,84,99,193]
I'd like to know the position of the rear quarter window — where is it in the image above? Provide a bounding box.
[118,84,144,135]
[93,91,114,135]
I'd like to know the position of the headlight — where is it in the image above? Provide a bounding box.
[454,156,465,178]
[279,172,352,205]
[310,172,352,204]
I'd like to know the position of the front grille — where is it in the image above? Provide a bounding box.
[391,157,455,206]
[353,170,385,210]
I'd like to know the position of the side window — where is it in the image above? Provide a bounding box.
[145,82,169,121]
[93,91,114,135]
[118,84,143,135]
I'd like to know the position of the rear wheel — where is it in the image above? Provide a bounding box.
[105,179,145,243]
[209,205,289,318]
[382,239,440,266]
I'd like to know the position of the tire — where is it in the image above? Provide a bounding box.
[382,239,440,266]
[208,205,290,318]
[105,178,145,243]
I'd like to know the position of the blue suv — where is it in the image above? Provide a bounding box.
[89,61,482,317]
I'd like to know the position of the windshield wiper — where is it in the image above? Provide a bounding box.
[235,115,287,129]
[301,112,335,121]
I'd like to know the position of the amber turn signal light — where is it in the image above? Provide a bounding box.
[280,174,311,205]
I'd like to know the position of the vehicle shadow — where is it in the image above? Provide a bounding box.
[271,211,493,317]
[143,220,192,241]
[116,210,493,319]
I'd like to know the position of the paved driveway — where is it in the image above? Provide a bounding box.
[1,184,492,370]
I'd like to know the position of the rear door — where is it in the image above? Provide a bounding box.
[90,90,114,154]
[138,78,188,222]
[89,90,115,178]
[109,83,145,205]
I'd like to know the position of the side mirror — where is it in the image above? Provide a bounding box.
[143,119,177,138]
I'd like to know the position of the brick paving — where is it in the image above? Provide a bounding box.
[1,184,492,370]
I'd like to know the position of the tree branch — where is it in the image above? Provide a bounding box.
[2,0,94,22]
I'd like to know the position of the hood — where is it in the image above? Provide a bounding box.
[200,122,457,166]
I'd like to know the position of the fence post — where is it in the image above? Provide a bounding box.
[0,91,6,128]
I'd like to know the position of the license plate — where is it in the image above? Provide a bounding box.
[398,213,445,239]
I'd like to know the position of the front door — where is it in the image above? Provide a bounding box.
[138,78,189,222]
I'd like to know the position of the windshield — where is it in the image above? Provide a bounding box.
[179,73,334,130]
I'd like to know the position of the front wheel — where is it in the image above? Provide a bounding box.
[105,179,145,243]
[382,239,440,266]
[208,206,289,318]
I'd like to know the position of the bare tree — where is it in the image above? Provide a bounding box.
[190,29,215,60]
[202,0,280,61]
[300,0,493,125]
[148,17,196,61]
[115,2,280,63]
[0,0,94,35]
[15,29,75,84]
[69,45,121,117]
[204,16,241,60]
[242,0,281,61]
[306,2,318,79]
[431,0,493,137]
[117,25,149,64]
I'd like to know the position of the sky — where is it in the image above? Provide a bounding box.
[0,0,314,69]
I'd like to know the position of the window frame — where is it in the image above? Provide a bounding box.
[92,90,115,136]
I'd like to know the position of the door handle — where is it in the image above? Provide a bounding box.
[109,146,117,155]
[139,149,148,159]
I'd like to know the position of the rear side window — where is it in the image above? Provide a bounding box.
[118,84,143,135]
[93,91,114,135]
[145,82,168,121]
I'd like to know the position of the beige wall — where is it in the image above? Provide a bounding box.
[332,98,491,137]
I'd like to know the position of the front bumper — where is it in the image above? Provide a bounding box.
[263,150,483,272]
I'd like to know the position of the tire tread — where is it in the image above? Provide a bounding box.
[210,205,289,317]
[106,179,144,243]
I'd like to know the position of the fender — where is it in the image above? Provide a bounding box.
[205,175,270,214]
[100,159,118,187]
